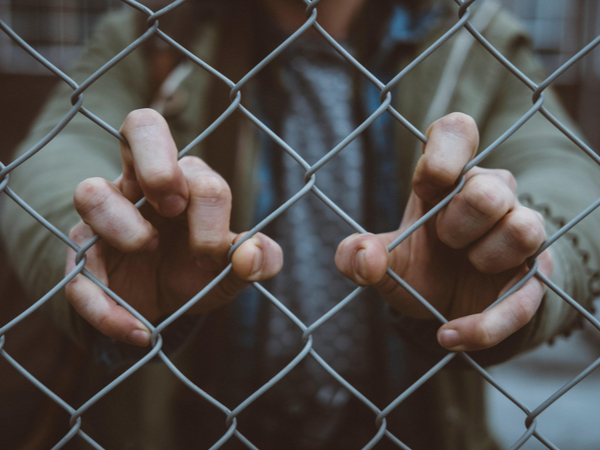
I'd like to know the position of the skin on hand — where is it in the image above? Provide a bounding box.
[335,112,553,352]
[65,109,283,347]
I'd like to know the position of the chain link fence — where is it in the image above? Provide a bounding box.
[1,0,600,448]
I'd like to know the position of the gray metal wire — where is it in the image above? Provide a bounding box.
[1,0,600,448]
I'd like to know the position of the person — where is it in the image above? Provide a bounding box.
[1,0,599,448]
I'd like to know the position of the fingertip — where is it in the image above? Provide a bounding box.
[439,314,501,352]
[66,275,153,347]
[354,244,388,285]
[336,234,388,286]
[127,328,151,347]
[437,327,464,351]
[158,194,187,217]
[415,113,479,203]
[232,234,283,282]
[121,108,167,131]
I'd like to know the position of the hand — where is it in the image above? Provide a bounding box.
[335,113,553,352]
[65,109,283,347]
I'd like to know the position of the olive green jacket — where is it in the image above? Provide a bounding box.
[2,1,599,449]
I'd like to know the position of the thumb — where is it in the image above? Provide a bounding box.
[231,232,283,282]
[335,233,390,286]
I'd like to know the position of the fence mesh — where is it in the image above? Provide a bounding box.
[1,0,600,448]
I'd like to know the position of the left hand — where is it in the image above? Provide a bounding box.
[335,113,553,352]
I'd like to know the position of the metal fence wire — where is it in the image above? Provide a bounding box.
[1,0,600,448]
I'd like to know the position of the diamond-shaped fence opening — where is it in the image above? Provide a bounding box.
[1,0,600,449]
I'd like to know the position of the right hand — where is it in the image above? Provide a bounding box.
[65,109,283,347]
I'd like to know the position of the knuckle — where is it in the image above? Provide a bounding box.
[462,177,509,218]
[507,213,546,253]
[189,174,231,202]
[493,169,517,192]
[74,177,112,216]
[192,229,231,258]
[436,216,464,249]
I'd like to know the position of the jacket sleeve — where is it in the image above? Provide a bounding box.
[393,16,600,367]
[0,9,151,349]
[478,38,600,361]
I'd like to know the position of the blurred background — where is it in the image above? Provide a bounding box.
[3,0,600,151]
[1,1,600,448]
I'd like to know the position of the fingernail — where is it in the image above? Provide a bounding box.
[354,248,368,281]
[159,195,186,217]
[438,329,462,349]
[127,329,150,346]
[195,255,220,271]
[251,245,263,276]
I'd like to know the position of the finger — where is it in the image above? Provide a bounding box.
[157,231,283,316]
[468,204,546,274]
[413,113,479,203]
[436,168,516,249]
[65,221,108,281]
[179,156,233,267]
[231,232,284,282]
[437,250,553,351]
[119,108,189,217]
[335,233,389,286]
[74,177,159,253]
[66,222,151,346]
